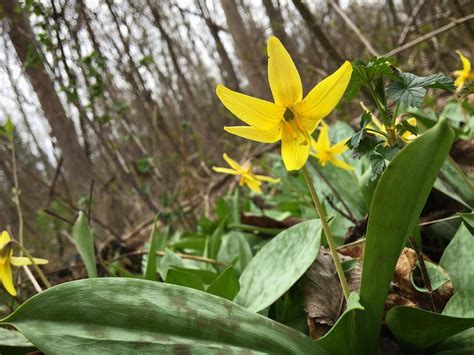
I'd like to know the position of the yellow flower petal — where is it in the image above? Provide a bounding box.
[216,85,284,130]
[213,167,240,175]
[457,50,471,73]
[10,256,49,267]
[295,61,352,123]
[0,262,16,296]
[223,153,243,171]
[281,126,311,171]
[267,36,303,107]
[0,231,11,248]
[331,158,354,171]
[254,175,280,184]
[224,125,281,143]
[313,125,331,151]
[330,138,350,155]
[245,178,262,193]
[455,75,466,92]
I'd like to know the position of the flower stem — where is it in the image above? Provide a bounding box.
[11,240,51,289]
[302,166,350,300]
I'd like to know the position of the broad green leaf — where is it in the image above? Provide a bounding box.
[1,278,328,354]
[172,267,218,285]
[165,268,205,291]
[159,248,183,280]
[440,223,474,291]
[386,290,474,352]
[356,118,454,355]
[72,212,97,278]
[217,231,252,274]
[410,261,450,292]
[431,290,474,354]
[316,293,364,355]
[144,220,159,281]
[0,328,36,354]
[235,219,322,312]
[206,265,240,300]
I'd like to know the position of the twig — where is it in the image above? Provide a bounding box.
[22,265,42,293]
[328,0,380,57]
[43,209,74,225]
[409,238,438,312]
[396,0,427,45]
[87,179,94,223]
[385,14,474,57]
[418,214,460,226]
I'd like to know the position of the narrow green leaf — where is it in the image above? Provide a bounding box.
[165,268,205,291]
[317,293,364,355]
[440,222,474,291]
[72,212,97,278]
[144,220,159,281]
[435,159,474,209]
[206,265,240,300]
[235,219,322,312]
[356,118,454,354]
[386,291,474,352]
[1,278,329,354]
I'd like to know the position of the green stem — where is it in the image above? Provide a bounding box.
[302,166,350,300]
[9,135,23,256]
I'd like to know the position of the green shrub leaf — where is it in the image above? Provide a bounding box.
[72,212,97,278]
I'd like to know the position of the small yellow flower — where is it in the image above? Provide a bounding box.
[216,36,352,171]
[310,125,352,170]
[398,117,417,143]
[212,153,280,193]
[453,50,474,92]
[0,231,48,296]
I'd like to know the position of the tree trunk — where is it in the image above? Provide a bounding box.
[220,0,268,98]
[2,0,92,197]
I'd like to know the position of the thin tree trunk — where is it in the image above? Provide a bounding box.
[220,0,268,98]
[3,0,92,197]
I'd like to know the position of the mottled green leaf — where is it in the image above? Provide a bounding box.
[235,219,322,312]
[1,279,328,354]
[0,328,36,354]
[410,261,450,292]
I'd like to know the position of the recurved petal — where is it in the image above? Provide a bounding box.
[456,50,471,73]
[223,153,243,171]
[245,178,262,194]
[0,262,16,296]
[224,125,281,143]
[331,158,354,171]
[0,231,11,248]
[313,125,331,151]
[255,175,280,184]
[267,36,303,107]
[454,75,466,92]
[212,167,240,175]
[281,127,311,171]
[10,256,49,267]
[216,85,283,130]
[295,61,352,122]
[330,138,350,155]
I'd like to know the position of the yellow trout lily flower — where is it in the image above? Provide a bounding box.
[212,153,280,193]
[310,124,353,170]
[453,50,474,92]
[216,36,352,171]
[0,231,48,296]
[398,117,417,142]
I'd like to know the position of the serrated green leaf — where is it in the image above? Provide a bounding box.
[0,279,328,354]
[235,219,322,312]
[72,212,97,278]
[356,118,454,355]
[440,223,474,291]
